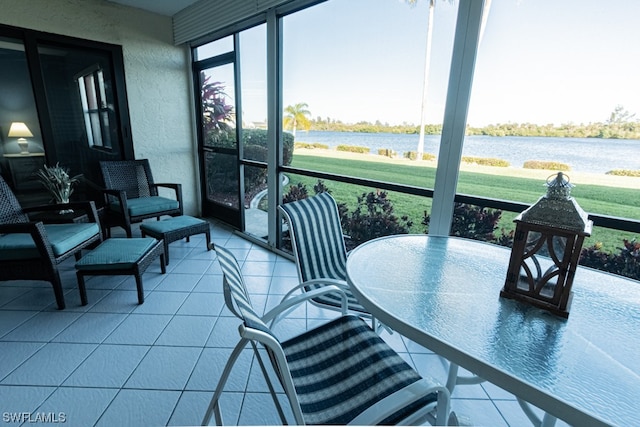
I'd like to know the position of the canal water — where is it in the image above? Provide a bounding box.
[295,131,640,175]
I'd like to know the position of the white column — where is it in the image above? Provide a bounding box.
[429,0,485,236]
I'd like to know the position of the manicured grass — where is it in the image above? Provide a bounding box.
[289,153,640,253]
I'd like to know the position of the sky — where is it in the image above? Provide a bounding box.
[210,0,640,127]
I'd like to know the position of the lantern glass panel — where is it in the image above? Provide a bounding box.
[517,230,566,298]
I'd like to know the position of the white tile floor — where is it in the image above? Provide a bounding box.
[0,219,568,426]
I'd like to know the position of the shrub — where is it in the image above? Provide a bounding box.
[242,128,294,166]
[422,203,514,246]
[580,239,640,280]
[404,151,418,160]
[606,169,640,177]
[336,145,370,154]
[282,182,309,203]
[523,160,570,171]
[462,156,510,167]
[342,191,413,246]
[282,180,411,250]
[243,144,268,188]
[377,148,396,157]
[294,142,329,150]
[404,151,435,160]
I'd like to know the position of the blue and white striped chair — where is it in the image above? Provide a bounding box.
[202,244,452,426]
[278,192,372,322]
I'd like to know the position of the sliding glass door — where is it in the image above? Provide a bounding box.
[196,55,242,227]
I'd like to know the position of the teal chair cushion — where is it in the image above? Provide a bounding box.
[75,238,157,271]
[109,196,179,217]
[0,223,100,260]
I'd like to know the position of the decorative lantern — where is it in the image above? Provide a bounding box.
[501,172,592,318]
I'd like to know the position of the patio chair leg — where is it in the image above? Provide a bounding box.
[202,339,248,426]
[51,274,66,310]
[76,273,88,306]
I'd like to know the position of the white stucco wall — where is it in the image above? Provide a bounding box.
[0,0,200,216]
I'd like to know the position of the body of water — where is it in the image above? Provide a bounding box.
[295,131,640,175]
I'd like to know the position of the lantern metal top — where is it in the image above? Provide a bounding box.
[516,172,592,235]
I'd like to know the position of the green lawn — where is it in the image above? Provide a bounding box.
[288,153,640,253]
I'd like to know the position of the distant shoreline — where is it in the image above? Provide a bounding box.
[293,147,640,190]
[295,131,640,176]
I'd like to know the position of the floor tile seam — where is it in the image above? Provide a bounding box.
[0,341,48,383]
[50,309,130,346]
[0,311,40,340]
[118,384,202,392]
[144,310,180,347]
[0,290,33,309]
[487,397,514,427]
[178,346,210,397]
[10,384,59,421]
[13,341,103,389]
[91,386,125,427]
[0,339,102,385]
[166,389,189,426]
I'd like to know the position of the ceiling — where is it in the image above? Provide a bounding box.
[106,0,201,17]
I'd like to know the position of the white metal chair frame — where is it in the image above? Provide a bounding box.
[202,244,453,426]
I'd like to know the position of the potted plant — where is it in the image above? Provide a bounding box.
[35,163,81,213]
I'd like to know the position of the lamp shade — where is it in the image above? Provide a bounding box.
[8,122,33,138]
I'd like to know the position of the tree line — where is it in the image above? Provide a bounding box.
[306,106,640,140]
[308,118,640,140]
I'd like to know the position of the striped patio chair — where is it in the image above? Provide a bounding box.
[278,192,373,323]
[202,244,452,426]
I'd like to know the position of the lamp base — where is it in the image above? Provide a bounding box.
[17,139,29,155]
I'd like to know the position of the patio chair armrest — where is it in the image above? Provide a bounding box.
[0,221,55,259]
[102,189,129,211]
[153,183,183,214]
[263,284,349,326]
[152,183,183,202]
[278,278,349,305]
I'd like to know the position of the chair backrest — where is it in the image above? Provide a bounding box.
[99,159,157,198]
[279,192,348,284]
[214,245,278,338]
[0,176,29,224]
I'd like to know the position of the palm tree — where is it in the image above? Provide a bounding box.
[284,103,312,137]
[405,0,440,159]
[408,0,491,159]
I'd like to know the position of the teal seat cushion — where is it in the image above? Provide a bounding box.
[0,223,100,260]
[140,215,205,234]
[76,238,157,271]
[109,196,179,217]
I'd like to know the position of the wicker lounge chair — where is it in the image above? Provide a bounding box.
[99,159,183,237]
[0,176,102,309]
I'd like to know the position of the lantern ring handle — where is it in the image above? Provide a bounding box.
[546,172,571,186]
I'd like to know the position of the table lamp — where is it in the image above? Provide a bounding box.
[8,122,33,155]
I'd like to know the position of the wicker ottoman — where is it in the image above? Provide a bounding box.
[75,238,166,305]
[140,215,211,265]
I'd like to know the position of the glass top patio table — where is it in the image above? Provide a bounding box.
[345,234,640,427]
